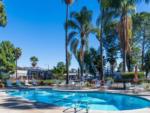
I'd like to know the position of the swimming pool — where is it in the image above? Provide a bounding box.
[7,89,150,111]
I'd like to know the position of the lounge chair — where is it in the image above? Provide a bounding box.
[25,80,32,86]
[32,79,38,86]
[16,80,25,88]
[133,85,145,93]
[95,80,101,88]
[6,80,13,87]
[103,80,112,90]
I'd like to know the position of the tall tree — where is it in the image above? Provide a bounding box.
[97,0,106,83]
[104,22,119,74]
[97,0,115,83]
[0,0,7,27]
[84,48,101,76]
[110,0,150,72]
[0,41,16,74]
[52,61,66,80]
[68,6,94,79]
[113,0,135,72]
[30,56,38,68]
[132,12,150,70]
[63,0,74,85]
[144,50,150,78]
[14,47,22,79]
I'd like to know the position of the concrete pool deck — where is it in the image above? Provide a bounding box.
[0,89,150,113]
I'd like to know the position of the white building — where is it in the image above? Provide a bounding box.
[10,69,28,79]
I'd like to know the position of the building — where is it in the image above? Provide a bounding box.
[10,67,52,80]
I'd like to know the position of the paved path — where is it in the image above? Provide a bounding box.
[0,90,150,113]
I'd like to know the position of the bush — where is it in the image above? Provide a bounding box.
[0,81,4,88]
[121,72,145,81]
[142,83,150,91]
[37,79,62,86]
[105,77,114,83]
[85,82,92,87]
[0,73,9,80]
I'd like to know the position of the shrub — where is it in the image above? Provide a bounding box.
[85,81,92,87]
[105,77,114,83]
[0,73,9,80]
[121,72,145,81]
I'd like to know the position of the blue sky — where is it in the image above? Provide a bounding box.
[0,0,149,69]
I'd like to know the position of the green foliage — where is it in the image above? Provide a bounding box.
[144,50,150,73]
[68,6,94,76]
[0,41,16,74]
[121,72,145,80]
[0,72,9,80]
[126,46,141,71]
[0,1,7,27]
[15,47,22,60]
[51,62,66,80]
[84,48,103,76]
[30,56,38,67]
[104,21,119,73]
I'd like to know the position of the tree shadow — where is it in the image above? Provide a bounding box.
[0,97,61,110]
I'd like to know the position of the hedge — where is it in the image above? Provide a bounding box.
[121,72,145,80]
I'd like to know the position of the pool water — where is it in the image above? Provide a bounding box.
[7,89,150,111]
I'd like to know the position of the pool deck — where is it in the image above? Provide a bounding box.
[0,88,150,113]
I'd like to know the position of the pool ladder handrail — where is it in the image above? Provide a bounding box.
[63,102,89,113]
[63,93,89,113]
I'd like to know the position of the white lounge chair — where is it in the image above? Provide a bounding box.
[32,79,38,86]
[16,80,25,88]
[133,85,145,93]
[103,80,112,89]
[25,80,32,86]
[95,80,101,88]
[6,80,13,87]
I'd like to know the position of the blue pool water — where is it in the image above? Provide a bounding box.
[7,89,150,111]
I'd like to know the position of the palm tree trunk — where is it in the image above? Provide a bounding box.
[16,60,18,79]
[65,4,69,85]
[80,64,83,80]
[99,3,104,85]
[141,28,145,71]
[111,64,114,75]
[80,40,84,80]
[122,14,127,72]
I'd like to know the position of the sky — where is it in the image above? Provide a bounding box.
[0,0,149,69]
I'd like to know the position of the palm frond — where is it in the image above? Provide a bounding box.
[68,31,78,44]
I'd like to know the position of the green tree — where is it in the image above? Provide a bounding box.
[132,12,150,70]
[144,50,150,77]
[104,22,119,74]
[30,56,38,68]
[68,6,94,79]
[0,0,7,27]
[112,0,135,72]
[0,41,16,74]
[84,48,101,76]
[110,0,150,72]
[52,62,66,80]
[97,0,108,83]
[63,0,75,85]
[14,47,22,79]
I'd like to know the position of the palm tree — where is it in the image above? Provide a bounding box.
[68,6,94,79]
[133,12,150,70]
[14,48,22,79]
[108,0,135,72]
[97,0,110,84]
[63,0,74,85]
[0,0,7,27]
[110,0,150,72]
[30,56,38,68]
